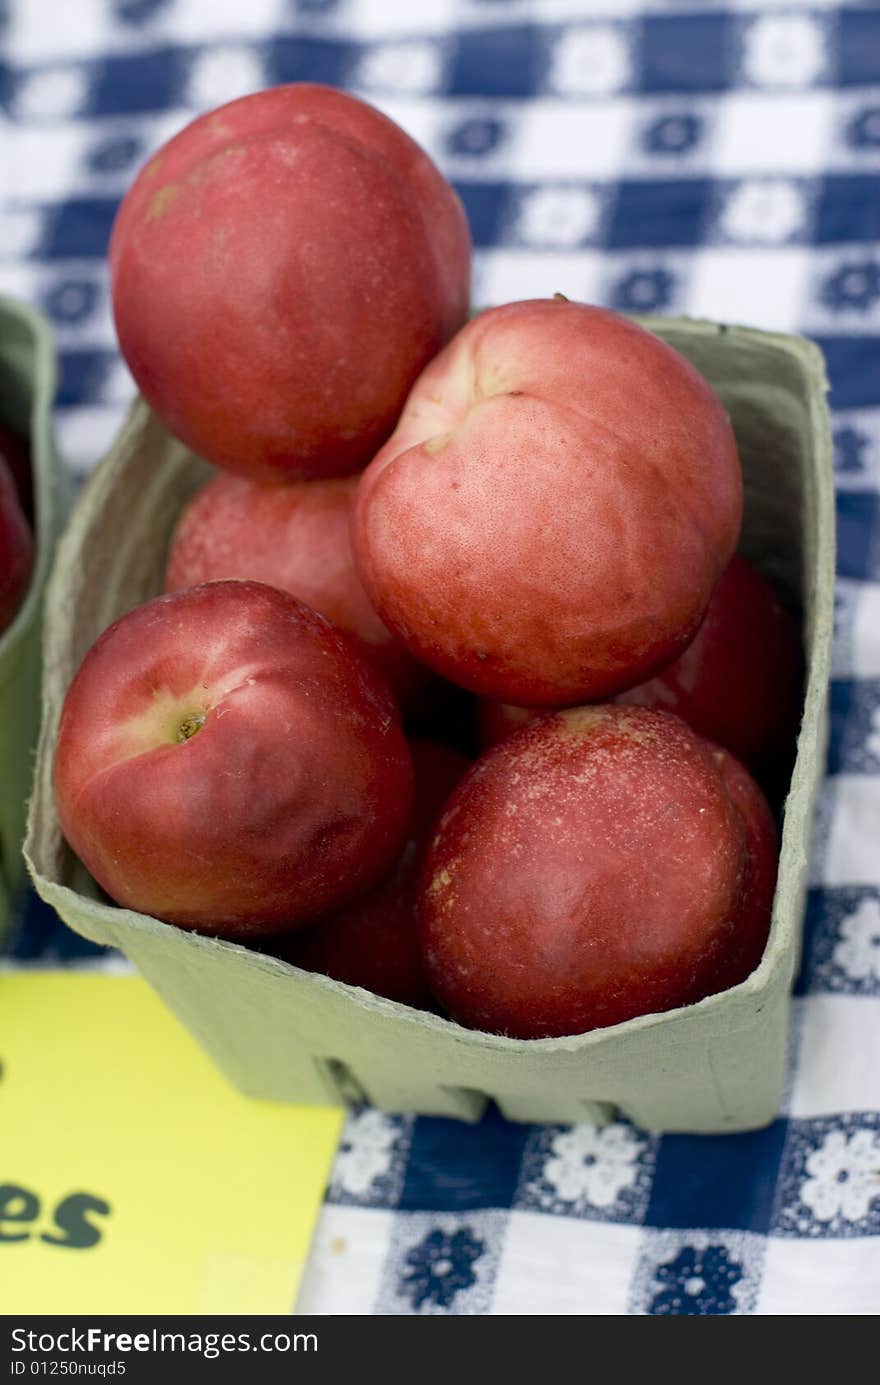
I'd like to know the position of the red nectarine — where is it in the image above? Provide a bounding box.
[164,472,427,701]
[420,706,777,1038]
[54,581,414,937]
[480,555,803,773]
[617,553,802,771]
[353,299,742,706]
[110,83,471,481]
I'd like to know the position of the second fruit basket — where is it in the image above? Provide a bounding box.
[0,297,70,941]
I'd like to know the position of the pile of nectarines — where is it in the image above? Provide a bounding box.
[53,83,803,1039]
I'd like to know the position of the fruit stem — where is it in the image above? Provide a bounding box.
[176,713,206,743]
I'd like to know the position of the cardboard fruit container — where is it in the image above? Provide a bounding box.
[25,317,834,1131]
[0,297,70,939]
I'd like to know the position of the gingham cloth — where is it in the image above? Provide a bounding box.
[3,0,879,1316]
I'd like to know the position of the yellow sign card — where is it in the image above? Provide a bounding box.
[0,972,343,1314]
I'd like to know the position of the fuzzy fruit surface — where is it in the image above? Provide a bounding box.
[53,581,414,937]
[0,450,33,635]
[277,739,469,1007]
[480,554,803,772]
[165,471,428,702]
[420,706,777,1038]
[353,299,742,706]
[109,83,471,482]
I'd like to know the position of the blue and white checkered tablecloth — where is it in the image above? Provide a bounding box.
[3,0,879,1316]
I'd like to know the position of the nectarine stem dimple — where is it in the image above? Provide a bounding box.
[424,430,453,456]
[176,713,206,743]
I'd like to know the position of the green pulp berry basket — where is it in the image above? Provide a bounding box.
[25,316,834,1131]
[0,298,70,940]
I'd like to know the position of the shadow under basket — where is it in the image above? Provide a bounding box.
[26,316,834,1131]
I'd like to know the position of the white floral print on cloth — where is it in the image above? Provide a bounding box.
[864,706,880,761]
[641,111,704,158]
[717,179,810,245]
[376,1211,507,1316]
[356,39,447,94]
[0,207,45,258]
[847,104,880,151]
[610,264,678,314]
[186,44,266,108]
[13,65,91,120]
[834,427,873,481]
[740,14,829,88]
[774,1115,880,1236]
[548,24,633,96]
[514,185,602,248]
[43,279,101,328]
[399,1226,484,1312]
[801,1129,880,1224]
[445,115,507,161]
[328,1107,414,1207]
[820,260,880,316]
[805,889,880,996]
[827,684,880,775]
[833,896,880,986]
[630,1231,765,1316]
[515,1120,658,1223]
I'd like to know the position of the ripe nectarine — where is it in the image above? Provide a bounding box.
[110,84,471,481]
[165,471,428,702]
[420,706,777,1038]
[54,581,414,937]
[353,299,742,706]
